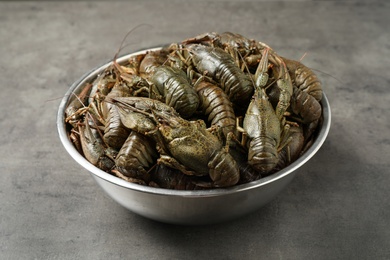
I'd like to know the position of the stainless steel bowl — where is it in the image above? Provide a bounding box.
[57,48,331,225]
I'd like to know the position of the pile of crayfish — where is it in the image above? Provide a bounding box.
[65,32,323,189]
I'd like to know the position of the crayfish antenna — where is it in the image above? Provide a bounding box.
[112,24,153,73]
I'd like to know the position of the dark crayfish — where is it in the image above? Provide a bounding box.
[183,32,261,70]
[185,44,254,106]
[272,125,305,173]
[150,65,199,118]
[149,164,205,190]
[282,57,323,101]
[108,96,240,187]
[240,48,291,173]
[115,131,158,182]
[194,80,236,138]
[79,113,117,172]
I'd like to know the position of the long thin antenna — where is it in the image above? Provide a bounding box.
[114,24,153,61]
[299,52,307,62]
[298,51,343,85]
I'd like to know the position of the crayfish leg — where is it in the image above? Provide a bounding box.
[157,155,199,176]
[235,116,249,147]
[277,123,292,153]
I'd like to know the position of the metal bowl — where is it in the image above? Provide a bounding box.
[57,48,331,225]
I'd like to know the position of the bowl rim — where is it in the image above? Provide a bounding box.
[57,47,331,198]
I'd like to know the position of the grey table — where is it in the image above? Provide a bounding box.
[1,1,389,259]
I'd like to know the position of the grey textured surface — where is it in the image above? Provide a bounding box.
[1,1,389,259]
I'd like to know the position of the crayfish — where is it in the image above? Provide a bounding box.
[64,31,324,189]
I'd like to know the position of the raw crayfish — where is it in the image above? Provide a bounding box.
[64,31,324,189]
